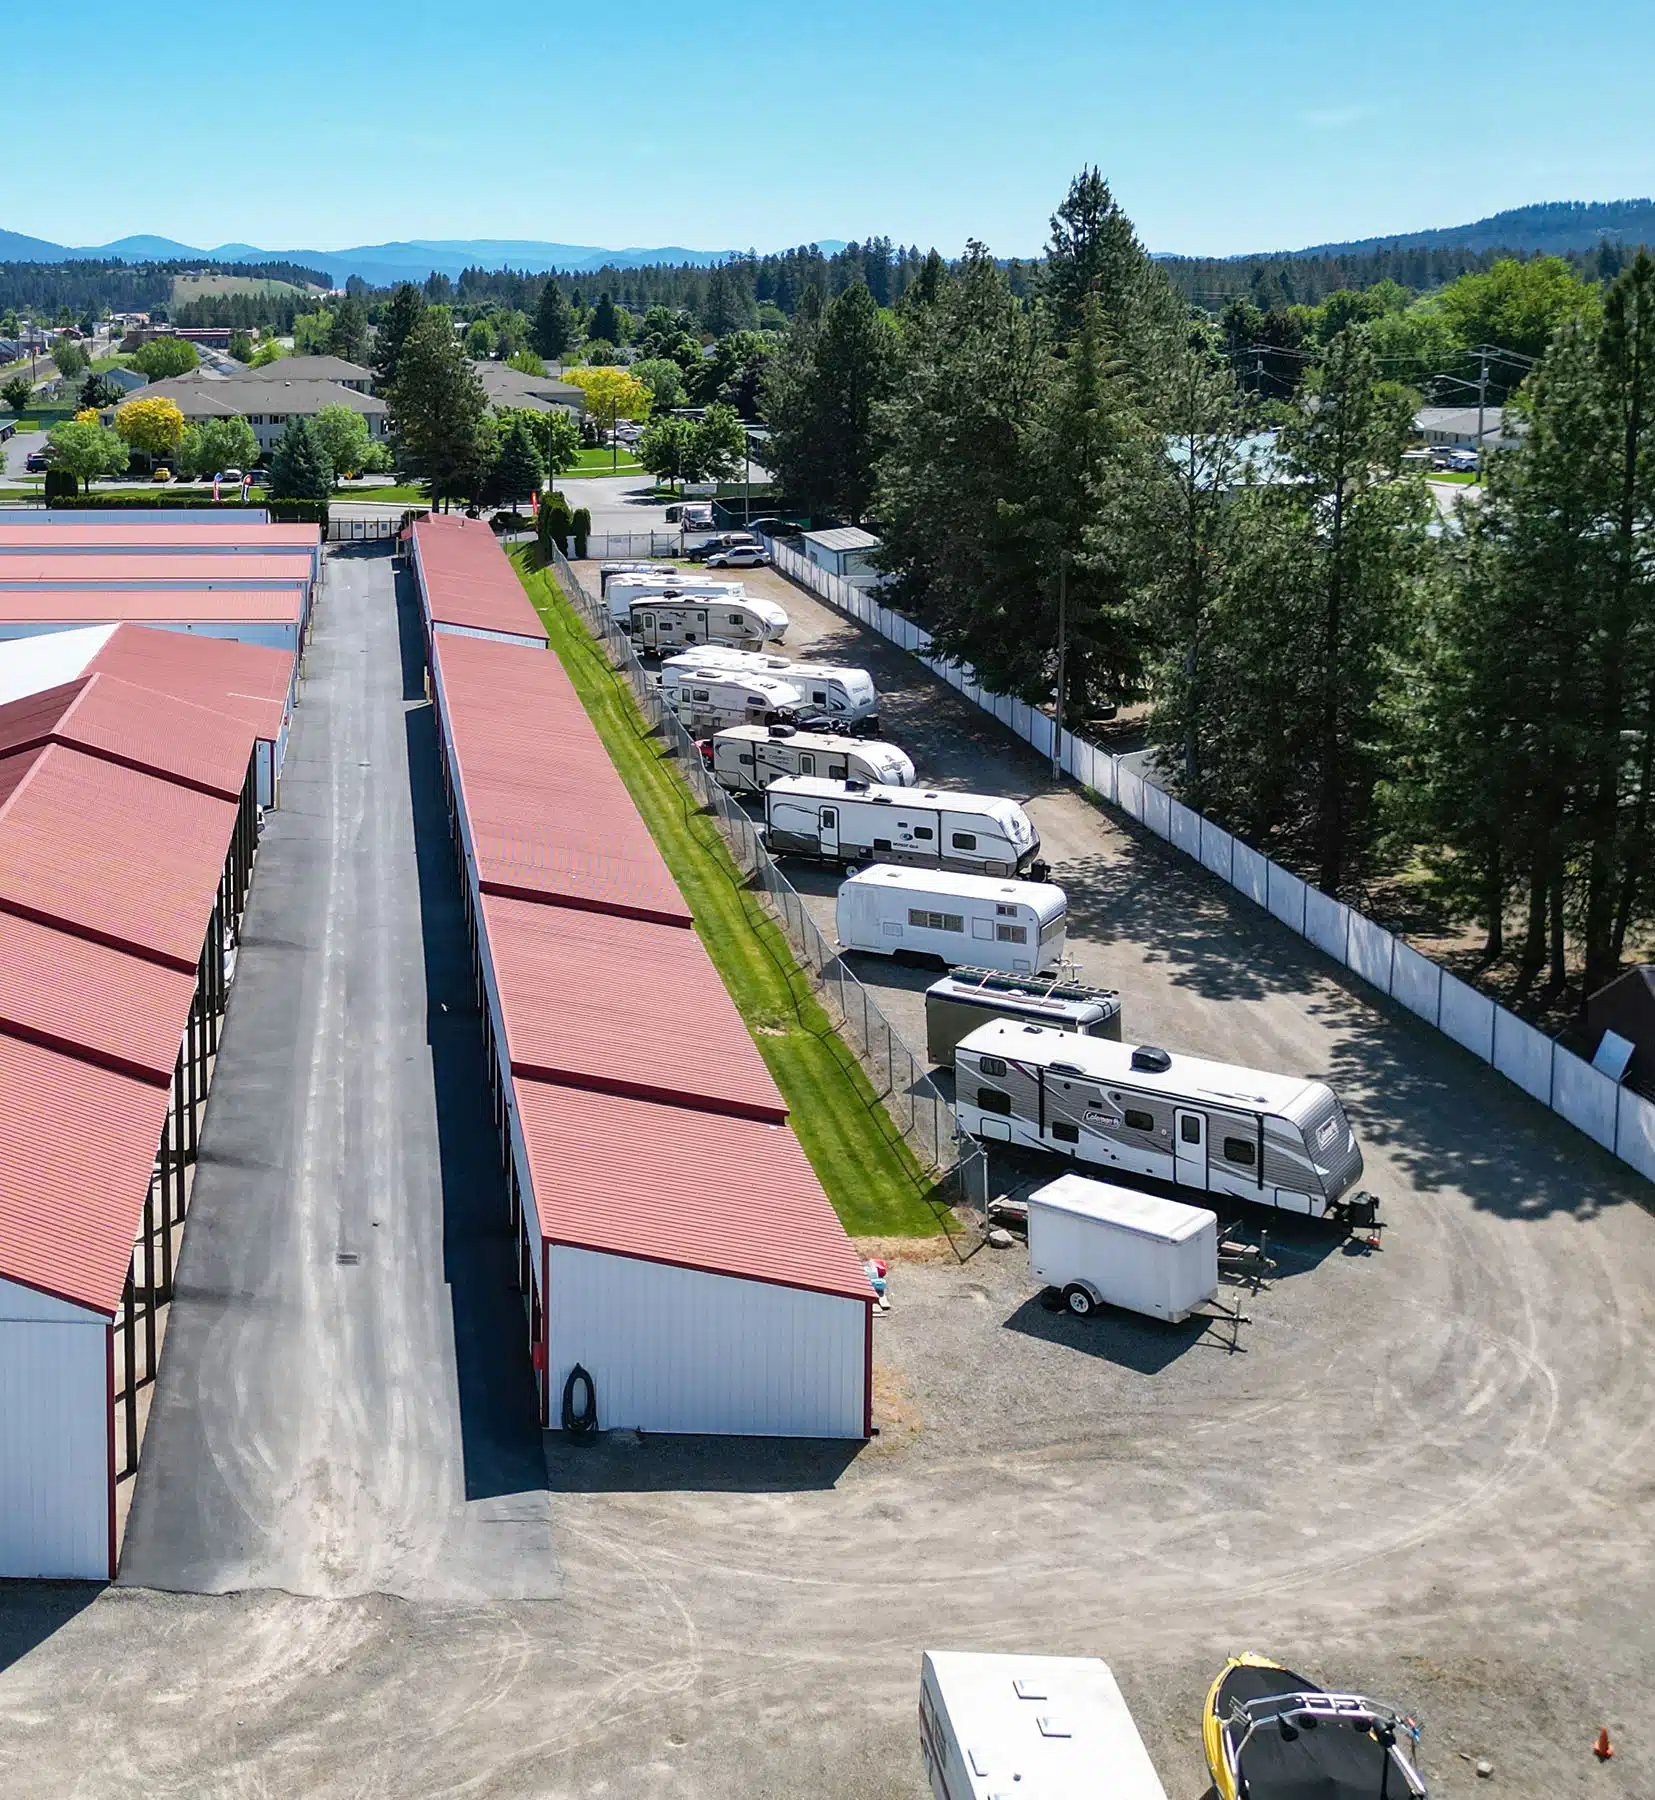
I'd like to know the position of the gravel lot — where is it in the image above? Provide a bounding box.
[1,555,1651,1800]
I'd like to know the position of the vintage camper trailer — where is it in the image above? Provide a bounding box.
[836,867,1067,975]
[660,667,804,732]
[925,967,1121,1068]
[763,778,1040,875]
[708,725,915,793]
[953,1021,1371,1221]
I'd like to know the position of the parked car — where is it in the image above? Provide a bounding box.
[690,532,758,561]
[705,545,770,569]
[152,466,173,483]
[24,450,49,473]
[218,467,243,483]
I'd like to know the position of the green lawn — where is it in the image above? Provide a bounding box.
[334,483,429,504]
[561,448,644,476]
[511,547,949,1239]
[89,354,133,373]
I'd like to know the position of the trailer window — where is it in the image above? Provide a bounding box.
[1123,1108,1155,1133]
[908,908,964,933]
[874,837,893,851]
[1223,1137,1257,1167]
[995,903,1017,916]
[978,1055,1007,1077]
[951,832,978,850]
[691,688,709,702]
[995,923,1028,943]
[976,1088,1012,1115]
[727,613,744,624]
[1050,1120,1079,1143]
[1180,1115,1202,1144]
[1040,913,1066,943]
[912,826,934,840]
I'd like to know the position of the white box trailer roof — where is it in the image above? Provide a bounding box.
[666,645,793,675]
[837,865,1067,976]
[598,561,678,593]
[1026,1173,1219,1322]
[764,777,1040,875]
[920,1650,1168,1800]
[710,725,915,792]
[604,575,746,619]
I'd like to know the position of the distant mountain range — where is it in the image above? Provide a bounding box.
[0,231,852,286]
[1266,199,1655,261]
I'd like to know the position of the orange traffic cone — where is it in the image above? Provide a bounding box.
[1593,1728,1614,1761]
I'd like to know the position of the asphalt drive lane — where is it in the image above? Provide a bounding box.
[118,545,556,1601]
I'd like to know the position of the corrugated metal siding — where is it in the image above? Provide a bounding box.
[0,588,303,621]
[518,1081,872,1301]
[547,1246,866,1438]
[470,812,693,925]
[0,523,318,554]
[89,622,293,746]
[0,1035,172,1314]
[0,910,196,1083]
[0,744,237,970]
[482,893,785,1121]
[0,1287,109,1579]
[432,621,548,649]
[412,518,549,644]
[0,555,310,589]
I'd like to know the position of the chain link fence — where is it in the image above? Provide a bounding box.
[545,544,974,1184]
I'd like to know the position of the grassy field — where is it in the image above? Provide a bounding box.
[562,448,644,476]
[335,483,429,504]
[511,546,948,1238]
[171,272,307,301]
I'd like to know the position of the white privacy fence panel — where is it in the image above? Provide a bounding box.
[762,534,1653,1190]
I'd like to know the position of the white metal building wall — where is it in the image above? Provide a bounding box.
[431,621,547,649]
[0,618,300,654]
[546,1246,867,1438]
[0,1277,111,1580]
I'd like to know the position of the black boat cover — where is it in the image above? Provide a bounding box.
[1218,1665,1414,1800]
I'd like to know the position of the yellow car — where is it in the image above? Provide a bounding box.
[1203,1654,1427,1800]
[152,466,173,483]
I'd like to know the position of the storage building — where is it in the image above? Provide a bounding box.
[408,514,549,648]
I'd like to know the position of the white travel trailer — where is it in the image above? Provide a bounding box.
[598,561,678,595]
[954,1020,1372,1222]
[628,596,788,652]
[763,777,1041,875]
[661,667,804,732]
[1026,1174,1219,1322]
[664,645,794,676]
[604,573,745,621]
[836,866,1067,975]
[666,648,880,727]
[920,1651,1168,1800]
[708,725,915,793]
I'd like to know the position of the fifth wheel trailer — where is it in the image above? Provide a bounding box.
[919,1651,1168,1800]
[836,865,1068,976]
[954,1020,1372,1220]
[708,724,915,793]
[1026,1173,1219,1322]
[667,648,881,727]
[763,777,1041,876]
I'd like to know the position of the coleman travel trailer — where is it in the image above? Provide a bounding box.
[1026,1173,1220,1322]
[666,647,880,727]
[661,668,804,732]
[920,1651,1169,1800]
[708,724,915,793]
[626,595,788,652]
[763,777,1041,876]
[925,966,1121,1068]
[953,1020,1372,1221]
[836,866,1068,976]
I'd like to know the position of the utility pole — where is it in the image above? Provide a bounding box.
[1051,551,1068,780]
[1475,346,1489,484]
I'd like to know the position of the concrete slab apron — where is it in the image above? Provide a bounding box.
[118,547,557,1602]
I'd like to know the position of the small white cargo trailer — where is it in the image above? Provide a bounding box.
[667,648,880,726]
[836,865,1067,975]
[954,1020,1372,1221]
[919,1650,1169,1800]
[709,724,915,793]
[1026,1173,1219,1322]
[628,596,787,652]
[661,667,804,731]
[763,777,1041,875]
[598,561,678,595]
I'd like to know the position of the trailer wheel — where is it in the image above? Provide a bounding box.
[1061,1283,1095,1318]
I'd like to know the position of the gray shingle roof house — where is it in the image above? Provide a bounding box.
[473,362,587,416]
[108,375,388,451]
[240,355,374,392]
[1414,405,1524,451]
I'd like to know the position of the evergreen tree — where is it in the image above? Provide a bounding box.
[486,411,547,506]
[373,283,427,391]
[762,281,896,521]
[328,294,369,362]
[388,311,494,507]
[1044,166,1183,369]
[532,279,574,360]
[269,417,335,501]
[588,292,621,347]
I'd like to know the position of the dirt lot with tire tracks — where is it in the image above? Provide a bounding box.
[1,557,1651,1800]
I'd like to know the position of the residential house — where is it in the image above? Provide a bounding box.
[106,375,389,454]
[243,355,374,394]
[473,361,587,417]
[1413,405,1524,452]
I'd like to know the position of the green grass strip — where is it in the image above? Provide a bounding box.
[512,547,950,1239]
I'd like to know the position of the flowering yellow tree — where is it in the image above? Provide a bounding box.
[558,365,650,468]
[115,395,185,460]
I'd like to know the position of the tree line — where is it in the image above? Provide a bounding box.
[760,170,1655,1007]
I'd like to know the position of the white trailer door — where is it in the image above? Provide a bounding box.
[636,609,657,647]
[819,804,839,856]
[797,751,817,776]
[1174,1108,1209,1190]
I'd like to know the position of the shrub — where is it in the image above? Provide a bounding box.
[43,469,78,502]
[571,506,591,558]
[537,489,572,555]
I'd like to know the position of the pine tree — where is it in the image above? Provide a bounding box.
[487,412,547,506]
[531,279,573,360]
[588,292,621,347]
[388,312,493,508]
[328,295,369,363]
[373,283,427,391]
[269,417,335,501]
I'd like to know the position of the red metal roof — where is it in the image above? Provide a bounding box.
[413,516,549,643]
[0,522,319,553]
[0,909,196,1085]
[0,554,311,588]
[0,1030,173,1315]
[0,743,237,969]
[517,1081,872,1302]
[90,622,293,743]
[0,672,256,801]
[0,589,302,623]
[469,808,692,926]
[482,894,785,1122]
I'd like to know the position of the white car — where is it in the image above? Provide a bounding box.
[705,545,771,568]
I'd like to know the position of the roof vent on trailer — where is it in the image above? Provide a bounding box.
[1131,1046,1172,1073]
[768,723,796,738]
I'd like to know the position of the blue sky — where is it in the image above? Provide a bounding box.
[10,0,1653,258]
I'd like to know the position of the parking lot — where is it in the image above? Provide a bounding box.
[1,551,1652,1800]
